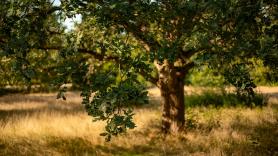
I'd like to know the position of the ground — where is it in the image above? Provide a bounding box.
[0,87,277,156]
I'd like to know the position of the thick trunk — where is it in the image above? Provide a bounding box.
[157,62,185,133]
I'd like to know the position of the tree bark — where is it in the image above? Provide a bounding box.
[156,61,186,133]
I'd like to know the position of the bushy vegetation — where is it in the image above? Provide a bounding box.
[186,66,226,87]
[186,61,278,87]
[185,90,267,108]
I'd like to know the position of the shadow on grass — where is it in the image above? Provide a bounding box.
[0,88,24,97]
[0,92,85,125]
[0,104,85,127]
[48,116,278,156]
[43,118,184,156]
[0,93,81,105]
[0,104,84,117]
[46,136,183,156]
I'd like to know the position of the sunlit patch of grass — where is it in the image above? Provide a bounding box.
[0,87,277,155]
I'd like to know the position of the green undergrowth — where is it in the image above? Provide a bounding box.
[0,88,24,96]
[185,91,267,108]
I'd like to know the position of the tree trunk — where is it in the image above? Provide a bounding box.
[156,61,185,133]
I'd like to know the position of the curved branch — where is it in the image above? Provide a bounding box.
[122,22,161,52]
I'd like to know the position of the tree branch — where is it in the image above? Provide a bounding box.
[176,61,195,74]
[181,47,206,59]
[184,61,195,73]
[46,6,61,14]
[122,22,161,52]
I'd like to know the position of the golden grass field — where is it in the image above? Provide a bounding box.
[0,87,277,156]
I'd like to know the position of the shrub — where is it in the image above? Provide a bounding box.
[185,90,267,108]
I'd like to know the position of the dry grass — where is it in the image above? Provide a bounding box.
[0,87,278,156]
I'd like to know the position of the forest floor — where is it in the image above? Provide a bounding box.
[0,87,277,156]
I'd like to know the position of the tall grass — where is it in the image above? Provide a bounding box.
[0,87,277,155]
[185,91,267,108]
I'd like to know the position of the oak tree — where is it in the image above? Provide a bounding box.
[1,0,277,140]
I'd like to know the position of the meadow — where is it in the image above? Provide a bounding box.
[0,87,277,156]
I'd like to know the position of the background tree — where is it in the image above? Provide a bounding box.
[0,0,64,92]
